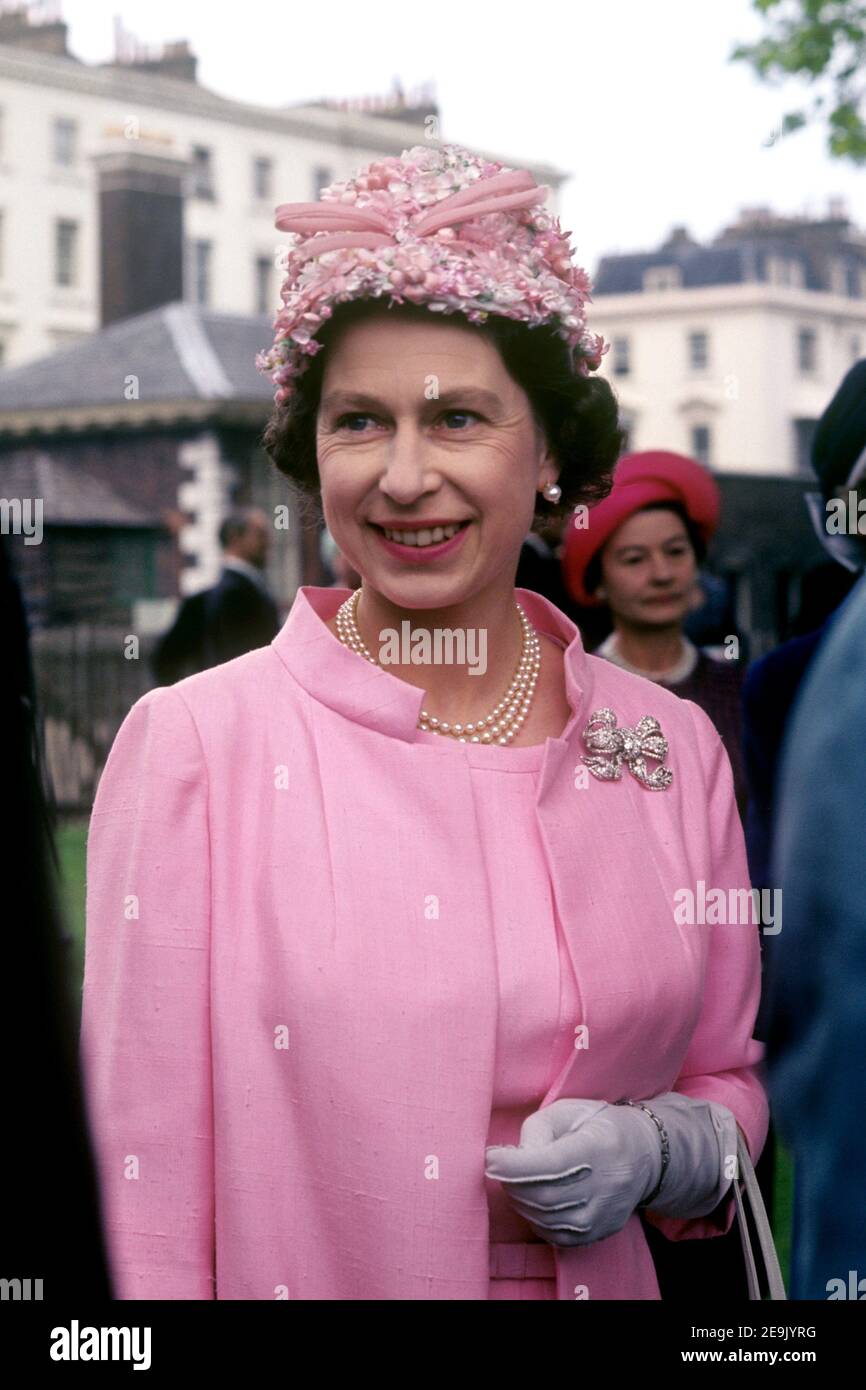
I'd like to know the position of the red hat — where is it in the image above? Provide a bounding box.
[562,449,721,606]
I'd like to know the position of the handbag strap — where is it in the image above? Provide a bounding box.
[734,1131,787,1300]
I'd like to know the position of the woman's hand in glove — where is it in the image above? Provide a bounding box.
[484,1093,738,1247]
[484,1097,662,1247]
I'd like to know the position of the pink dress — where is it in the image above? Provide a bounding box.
[415,726,582,1300]
[80,585,769,1300]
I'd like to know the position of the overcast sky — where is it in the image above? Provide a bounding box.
[57,0,866,275]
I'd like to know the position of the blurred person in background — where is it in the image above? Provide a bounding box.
[514,511,591,628]
[562,450,748,820]
[758,359,866,1298]
[684,569,742,659]
[1,532,112,1300]
[742,361,866,896]
[320,524,361,588]
[151,506,280,684]
[786,561,859,642]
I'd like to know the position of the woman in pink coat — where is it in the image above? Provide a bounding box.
[79,144,769,1300]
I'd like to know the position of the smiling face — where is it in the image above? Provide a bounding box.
[314,308,557,612]
[597,506,699,628]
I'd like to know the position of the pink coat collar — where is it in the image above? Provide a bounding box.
[271,584,590,743]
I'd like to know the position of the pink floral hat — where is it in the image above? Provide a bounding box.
[255,142,608,406]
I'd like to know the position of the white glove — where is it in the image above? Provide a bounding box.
[484,1092,739,1247]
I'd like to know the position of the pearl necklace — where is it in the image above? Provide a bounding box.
[334,587,542,744]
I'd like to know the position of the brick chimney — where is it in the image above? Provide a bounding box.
[661,224,697,252]
[316,79,439,128]
[118,38,198,84]
[92,146,188,328]
[0,3,71,58]
[100,20,199,83]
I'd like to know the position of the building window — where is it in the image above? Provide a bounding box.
[829,259,849,296]
[312,165,333,198]
[794,418,819,476]
[643,264,682,291]
[54,218,78,286]
[797,327,817,373]
[688,330,709,371]
[52,116,77,167]
[612,336,630,376]
[191,146,215,199]
[253,157,272,200]
[690,424,711,466]
[766,255,805,288]
[192,239,212,305]
[255,254,272,313]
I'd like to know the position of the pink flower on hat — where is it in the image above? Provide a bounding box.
[255,143,608,404]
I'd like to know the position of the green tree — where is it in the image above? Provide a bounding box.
[731,0,866,163]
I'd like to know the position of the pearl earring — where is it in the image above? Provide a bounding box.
[541,481,562,503]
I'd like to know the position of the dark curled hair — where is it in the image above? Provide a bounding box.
[582,499,707,597]
[260,299,625,526]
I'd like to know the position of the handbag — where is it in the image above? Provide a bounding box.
[733,1130,787,1300]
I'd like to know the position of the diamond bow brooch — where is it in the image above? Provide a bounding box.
[581,707,674,790]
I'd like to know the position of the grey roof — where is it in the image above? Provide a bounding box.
[0,450,160,526]
[595,246,747,294]
[594,229,866,296]
[0,302,276,414]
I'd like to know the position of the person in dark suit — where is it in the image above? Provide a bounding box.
[749,359,866,1298]
[743,363,866,1022]
[1,532,112,1301]
[767,570,866,1299]
[151,507,281,685]
[515,515,614,649]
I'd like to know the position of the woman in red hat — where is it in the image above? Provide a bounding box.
[563,450,748,819]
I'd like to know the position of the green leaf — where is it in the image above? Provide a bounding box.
[731,0,866,164]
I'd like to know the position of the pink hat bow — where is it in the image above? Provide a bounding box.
[274,168,547,260]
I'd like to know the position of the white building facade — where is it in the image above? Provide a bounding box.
[0,17,563,367]
[590,214,866,477]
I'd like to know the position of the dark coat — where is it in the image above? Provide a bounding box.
[151,567,280,686]
[742,626,831,895]
[1,534,112,1299]
[766,573,866,1296]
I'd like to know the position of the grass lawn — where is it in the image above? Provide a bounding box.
[57,815,794,1294]
[57,817,88,1016]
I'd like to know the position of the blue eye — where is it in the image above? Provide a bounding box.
[333,408,481,432]
[335,413,377,431]
[440,410,480,429]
